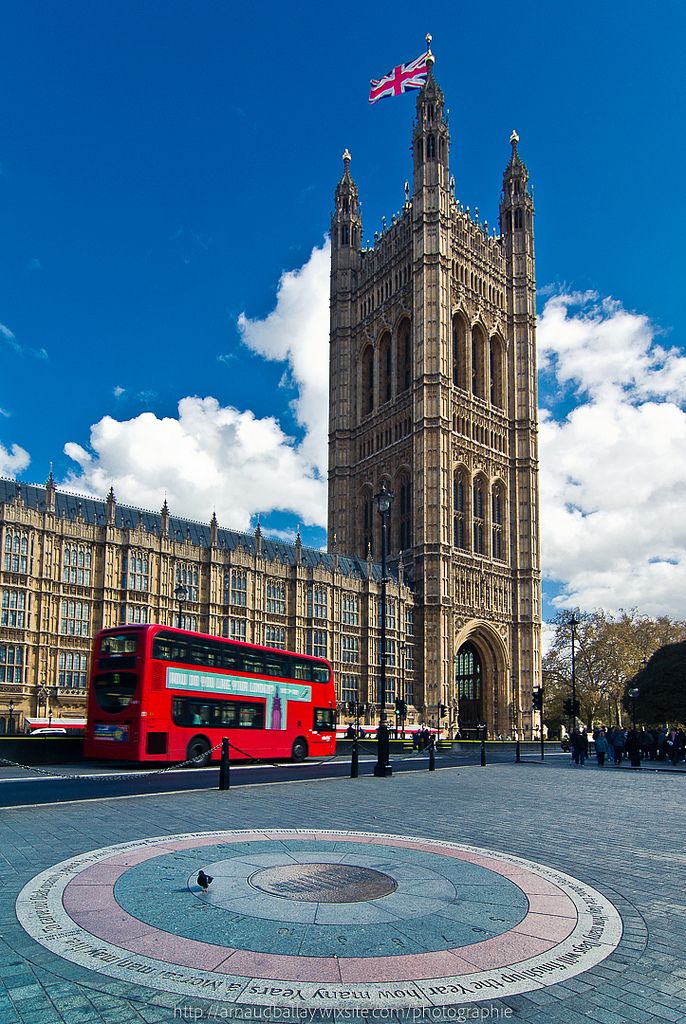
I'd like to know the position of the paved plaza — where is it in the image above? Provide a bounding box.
[0,761,684,1024]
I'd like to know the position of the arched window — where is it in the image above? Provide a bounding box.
[62,544,93,586]
[453,470,467,549]
[361,489,373,557]
[452,315,467,390]
[471,326,485,399]
[426,135,436,159]
[473,478,484,554]
[492,483,505,561]
[396,320,411,393]
[514,207,523,229]
[362,346,374,416]
[379,331,392,404]
[397,474,412,551]
[489,336,505,408]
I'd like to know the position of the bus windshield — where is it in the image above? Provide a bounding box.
[93,671,138,712]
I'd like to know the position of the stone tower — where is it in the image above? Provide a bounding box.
[328,53,542,738]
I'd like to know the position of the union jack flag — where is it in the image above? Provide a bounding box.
[369,52,430,104]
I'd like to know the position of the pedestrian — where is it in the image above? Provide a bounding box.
[611,729,625,766]
[570,728,588,767]
[625,729,641,769]
[594,729,609,767]
[666,729,680,767]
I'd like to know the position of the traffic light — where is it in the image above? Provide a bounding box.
[439,703,448,718]
[532,688,543,712]
[563,698,581,717]
[395,698,407,718]
[563,698,572,716]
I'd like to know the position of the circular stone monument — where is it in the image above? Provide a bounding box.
[16,829,623,1012]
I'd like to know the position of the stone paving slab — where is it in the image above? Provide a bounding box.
[0,763,684,1023]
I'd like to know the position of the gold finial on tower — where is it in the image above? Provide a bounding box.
[425,33,434,65]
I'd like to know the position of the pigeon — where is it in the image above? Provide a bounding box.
[197,870,214,891]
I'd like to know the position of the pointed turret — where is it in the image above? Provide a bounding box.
[45,468,56,514]
[412,36,450,195]
[106,486,116,526]
[500,130,533,238]
[160,497,170,538]
[210,510,218,547]
[331,149,362,270]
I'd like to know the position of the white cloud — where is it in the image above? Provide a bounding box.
[113,385,125,398]
[237,239,330,475]
[61,243,331,530]
[0,441,30,477]
[539,292,686,617]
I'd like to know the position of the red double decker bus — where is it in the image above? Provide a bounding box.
[84,624,336,765]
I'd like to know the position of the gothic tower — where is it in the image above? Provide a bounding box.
[328,55,542,737]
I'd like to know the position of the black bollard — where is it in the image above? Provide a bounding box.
[219,737,230,790]
[429,738,436,771]
[351,735,359,779]
[480,739,487,767]
[515,739,521,763]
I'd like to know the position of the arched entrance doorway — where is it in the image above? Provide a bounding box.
[455,641,482,738]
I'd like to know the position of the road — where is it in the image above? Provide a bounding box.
[0,745,539,807]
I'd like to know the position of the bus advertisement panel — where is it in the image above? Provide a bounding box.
[84,624,336,765]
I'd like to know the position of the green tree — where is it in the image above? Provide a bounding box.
[624,641,686,725]
[543,609,686,729]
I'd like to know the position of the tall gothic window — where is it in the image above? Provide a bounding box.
[379,332,392,404]
[473,478,485,554]
[398,474,412,551]
[265,581,286,616]
[123,552,149,592]
[396,320,411,393]
[452,316,467,389]
[62,544,92,586]
[1,589,26,628]
[3,529,31,574]
[453,471,467,550]
[426,135,436,159]
[492,484,505,561]
[362,346,374,416]
[489,336,505,408]
[362,490,373,556]
[175,563,199,602]
[471,326,485,398]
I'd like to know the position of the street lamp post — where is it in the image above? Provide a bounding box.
[373,483,393,778]
[628,687,639,731]
[8,700,15,735]
[570,612,579,730]
[175,582,188,630]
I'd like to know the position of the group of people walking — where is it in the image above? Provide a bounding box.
[568,725,685,768]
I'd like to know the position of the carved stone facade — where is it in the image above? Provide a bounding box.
[328,59,542,737]
[0,478,414,734]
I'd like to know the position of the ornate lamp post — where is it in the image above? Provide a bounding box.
[8,700,15,735]
[570,612,579,729]
[373,483,393,778]
[174,582,188,630]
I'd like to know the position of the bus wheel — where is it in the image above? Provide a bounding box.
[291,738,308,762]
[186,737,211,768]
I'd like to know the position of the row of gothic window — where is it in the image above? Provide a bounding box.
[453,263,504,307]
[454,472,506,560]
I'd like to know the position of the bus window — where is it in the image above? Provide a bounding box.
[239,703,264,729]
[172,696,265,730]
[101,634,138,656]
[241,654,264,675]
[218,649,242,670]
[292,660,312,681]
[265,654,288,678]
[312,665,330,683]
[94,672,137,712]
[314,709,335,731]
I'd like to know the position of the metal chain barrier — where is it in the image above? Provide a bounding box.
[0,740,225,782]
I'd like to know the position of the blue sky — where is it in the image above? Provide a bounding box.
[2,1,686,619]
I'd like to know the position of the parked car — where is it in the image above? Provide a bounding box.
[29,727,67,736]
